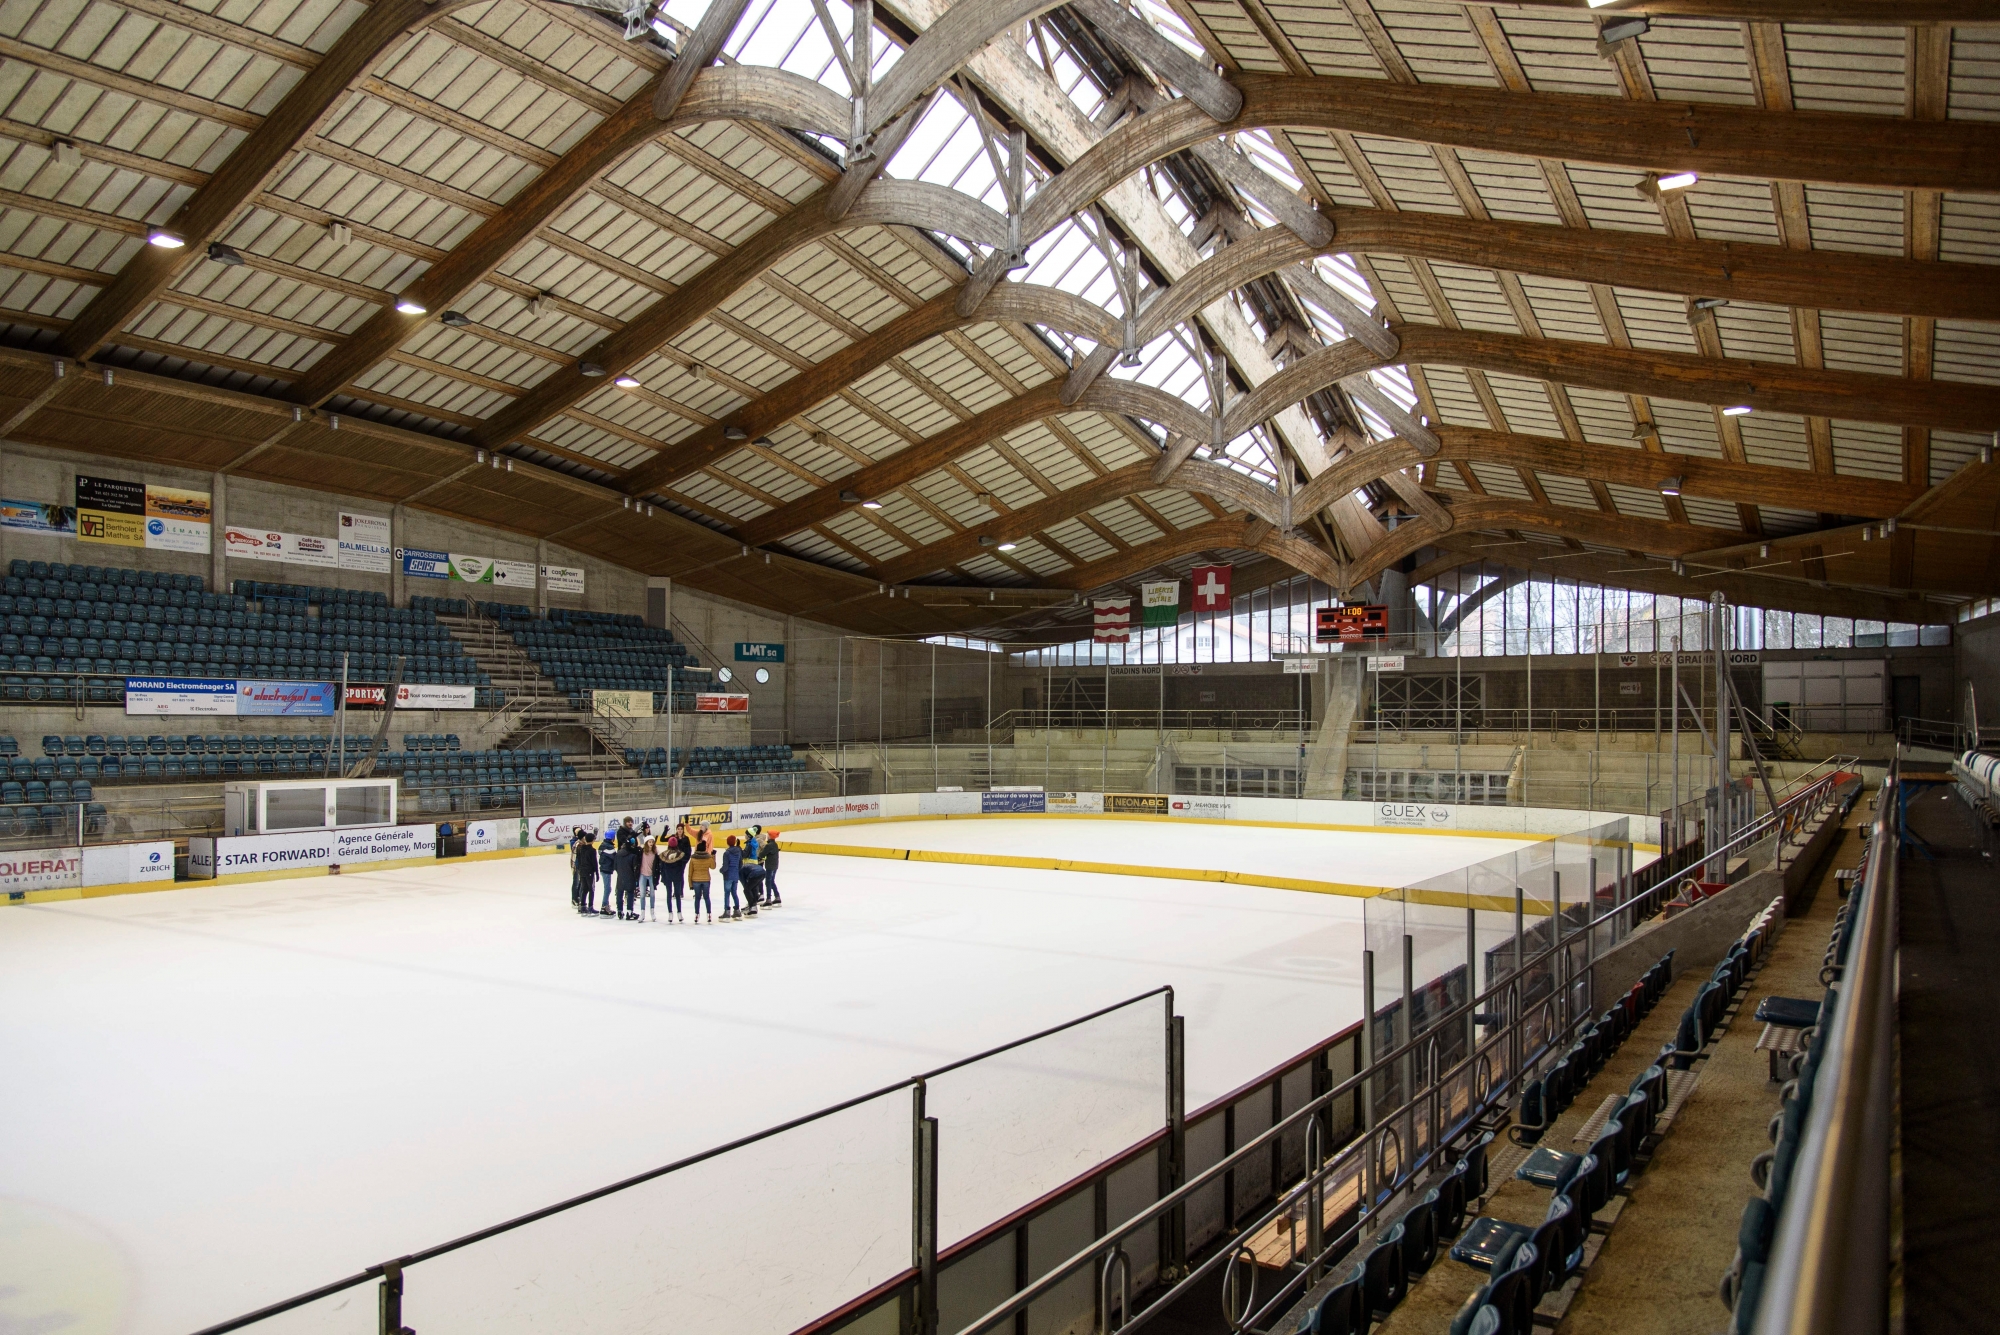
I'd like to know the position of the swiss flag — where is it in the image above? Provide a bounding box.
[1190,564,1233,611]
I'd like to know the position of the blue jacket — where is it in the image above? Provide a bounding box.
[720,847,743,879]
[743,833,761,860]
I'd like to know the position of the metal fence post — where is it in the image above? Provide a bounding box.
[1162,999,1187,1281]
[913,1084,939,1335]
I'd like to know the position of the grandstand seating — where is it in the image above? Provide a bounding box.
[0,561,491,704]
[626,744,805,778]
[371,744,581,812]
[497,604,711,712]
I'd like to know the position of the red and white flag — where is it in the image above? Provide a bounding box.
[1190,564,1233,612]
[1093,597,1133,643]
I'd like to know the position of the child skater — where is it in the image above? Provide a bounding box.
[661,828,688,922]
[688,830,715,923]
[570,828,598,914]
[719,836,743,920]
[637,833,657,922]
[760,830,781,906]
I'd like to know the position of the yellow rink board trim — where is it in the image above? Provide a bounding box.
[782,840,1391,899]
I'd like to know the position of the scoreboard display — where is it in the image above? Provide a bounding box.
[1316,603,1388,642]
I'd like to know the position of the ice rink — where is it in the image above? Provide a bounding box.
[1,817,1534,1335]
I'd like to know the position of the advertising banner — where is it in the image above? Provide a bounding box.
[237,680,338,716]
[732,798,797,827]
[734,643,785,663]
[0,846,83,898]
[1169,795,1233,820]
[338,513,393,572]
[448,553,493,584]
[528,810,602,848]
[466,818,530,854]
[401,547,451,579]
[398,683,476,710]
[188,822,436,878]
[0,498,75,536]
[787,795,880,823]
[1045,791,1104,814]
[1282,657,1319,674]
[1103,793,1169,815]
[592,689,652,717]
[981,789,1047,814]
[126,677,237,716]
[82,840,174,888]
[541,565,585,595]
[491,559,535,589]
[228,526,335,567]
[1374,802,1455,830]
[144,485,211,553]
[695,693,750,713]
[76,474,146,547]
[1367,655,1406,673]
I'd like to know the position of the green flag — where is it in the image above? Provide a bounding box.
[1141,581,1179,627]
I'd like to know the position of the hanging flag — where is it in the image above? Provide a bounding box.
[1141,580,1179,627]
[1093,597,1133,643]
[1190,564,1233,612]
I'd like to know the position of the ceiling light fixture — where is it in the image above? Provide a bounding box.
[206,242,243,266]
[1630,421,1657,439]
[723,425,747,440]
[1692,297,1729,311]
[1658,475,1683,496]
[146,227,185,249]
[440,310,472,327]
[327,220,353,249]
[1721,404,1753,416]
[838,489,862,504]
[1600,15,1650,43]
[861,499,883,510]
[997,542,1018,552]
[614,375,641,388]
[476,449,487,465]
[395,299,427,315]
[578,361,607,377]
[1655,170,1699,192]
[978,536,996,547]
[528,291,550,319]
[1759,544,1771,558]
[52,139,82,170]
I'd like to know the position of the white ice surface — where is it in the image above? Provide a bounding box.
[1,822,1527,1335]
[794,815,1537,888]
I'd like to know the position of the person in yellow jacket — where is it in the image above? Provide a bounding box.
[687,829,715,923]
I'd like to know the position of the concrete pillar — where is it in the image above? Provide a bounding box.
[209,471,227,594]
[390,504,405,608]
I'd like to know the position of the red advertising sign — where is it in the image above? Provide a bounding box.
[695,693,750,713]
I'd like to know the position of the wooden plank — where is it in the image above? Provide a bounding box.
[56,0,486,362]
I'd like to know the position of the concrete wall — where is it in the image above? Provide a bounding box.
[1956,610,2000,736]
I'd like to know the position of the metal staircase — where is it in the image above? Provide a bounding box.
[437,611,634,779]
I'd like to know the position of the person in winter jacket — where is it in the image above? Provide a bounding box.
[614,836,641,920]
[688,833,715,922]
[660,831,688,922]
[760,831,781,905]
[719,836,744,920]
[571,830,598,913]
[596,836,617,910]
[637,836,657,921]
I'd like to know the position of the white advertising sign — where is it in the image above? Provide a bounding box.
[1046,791,1105,814]
[1282,657,1319,674]
[465,819,529,854]
[788,795,881,823]
[0,846,83,896]
[338,513,393,573]
[1366,655,1407,673]
[529,810,604,848]
[1168,794,1233,820]
[541,564,585,595]
[395,683,477,710]
[223,526,337,568]
[188,823,436,878]
[491,559,535,589]
[448,553,492,584]
[126,677,237,715]
[1374,802,1456,829]
[82,840,175,888]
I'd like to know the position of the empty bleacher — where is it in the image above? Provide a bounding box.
[628,744,805,779]
[493,603,711,713]
[368,735,581,812]
[0,560,496,704]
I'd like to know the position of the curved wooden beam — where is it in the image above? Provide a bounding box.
[1399,324,2000,432]
[1500,1,1984,20]
[652,0,756,120]
[1348,496,1744,588]
[1025,72,2000,243]
[57,0,485,362]
[865,0,1065,136]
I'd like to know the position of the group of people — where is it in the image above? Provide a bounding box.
[566,817,782,923]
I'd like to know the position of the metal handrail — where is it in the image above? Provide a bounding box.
[1751,766,1897,1334]
[953,775,1851,1335]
